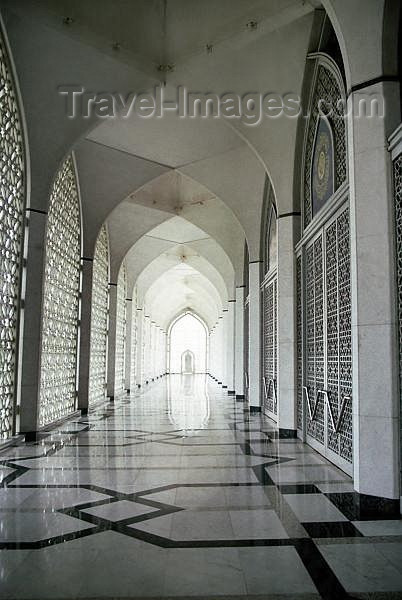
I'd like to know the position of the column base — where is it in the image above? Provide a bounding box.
[326,491,401,520]
[278,428,297,439]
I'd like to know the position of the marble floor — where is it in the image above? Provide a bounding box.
[1,375,402,600]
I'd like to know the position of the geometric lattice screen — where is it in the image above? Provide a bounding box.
[262,187,278,419]
[0,29,25,439]
[301,208,353,465]
[297,56,352,471]
[393,153,402,484]
[39,157,81,427]
[262,278,277,418]
[88,224,109,405]
[114,262,126,396]
[296,254,303,431]
[325,208,352,463]
[303,63,347,228]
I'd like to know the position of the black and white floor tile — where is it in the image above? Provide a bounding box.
[1,375,402,599]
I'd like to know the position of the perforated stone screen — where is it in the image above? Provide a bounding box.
[0,29,25,439]
[114,263,126,396]
[89,225,109,405]
[39,157,81,427]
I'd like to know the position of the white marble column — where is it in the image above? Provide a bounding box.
[153,324,159,378]
[226,301,235,393]
[106,283,117,399]
[19,210,47,436]
[143,315,150,383]
[348,81,400,501]
[162,331,167,375]
[235,286,245,398]
[78,257,94,413]
[135,308,143,387]
[222,311,228,388]
[208,329,214,377]
[129,306,137,390]
[217,317,225,384]
[124,298,132,392]
[160,328,165,376]
[277,216,299,433]
[248,261,262,409]
[158,326,162,377]
[149,321,154,380]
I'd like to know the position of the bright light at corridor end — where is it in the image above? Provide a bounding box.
[168,312,208,374]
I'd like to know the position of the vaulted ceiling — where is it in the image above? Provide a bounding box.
[1,0,328,326]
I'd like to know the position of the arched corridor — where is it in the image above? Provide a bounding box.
[0,1,402,598]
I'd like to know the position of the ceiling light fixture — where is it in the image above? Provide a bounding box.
[157,64,175,73]
[246,19,258,31]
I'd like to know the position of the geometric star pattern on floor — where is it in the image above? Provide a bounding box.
[1,375,402,600]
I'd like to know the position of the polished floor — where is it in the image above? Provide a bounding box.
[1,375,402,600]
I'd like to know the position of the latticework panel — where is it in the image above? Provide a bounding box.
[394,155,402,478]
[262,281,275,415]
[305,236,325,443]
[337,208,352,461]
[141,312,146,384]
[326,219,339,454]
[244,301,249,399]
[296,255,303,431]
[274,278,278,395]
[39,157,80,427]
[303,64,347,228]
[88,225,109,405]
[0,30,25,439]
[324,209,352,461]
[114,263,126,395]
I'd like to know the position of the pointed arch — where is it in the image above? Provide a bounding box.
[261,177,278,420]
[168,311,208,374]
[0,20,27,439]
[88,224,110,405]
[39,156,81,426]
[261,178,278,276]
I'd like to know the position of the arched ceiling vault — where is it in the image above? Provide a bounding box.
[124,217,235,300]
[142,263,223,330]
[2,0,390,270]
[107,171,245,287]
[2,0,324,263]
[132,218,231,329]
[136,248,228,309]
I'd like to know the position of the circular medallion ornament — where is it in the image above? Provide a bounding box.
[313,131,330,201]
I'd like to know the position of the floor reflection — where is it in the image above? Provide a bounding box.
[167,374,210,434]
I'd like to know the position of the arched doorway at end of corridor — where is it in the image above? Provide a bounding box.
[168,312,208,374]
[181,350,195,374]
